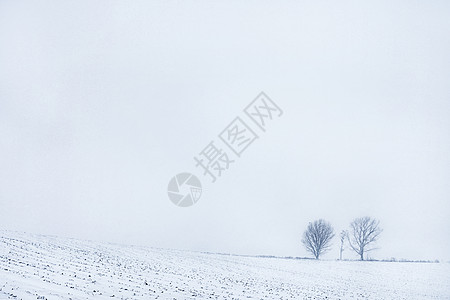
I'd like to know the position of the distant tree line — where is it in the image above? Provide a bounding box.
[301,216,382,260]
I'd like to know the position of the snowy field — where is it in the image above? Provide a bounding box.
[0,231,449,300]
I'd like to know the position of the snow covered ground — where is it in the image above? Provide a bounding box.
[0,231,449,299]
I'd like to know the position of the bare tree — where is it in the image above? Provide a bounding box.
[348,217,382,260]
[339,230,347,260]
[302,219,335,259]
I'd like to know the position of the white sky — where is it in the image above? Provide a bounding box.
[1,0,449,261]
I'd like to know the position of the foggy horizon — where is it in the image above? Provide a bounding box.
[1,0,450,264]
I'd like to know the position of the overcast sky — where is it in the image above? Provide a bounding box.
[1,0,449,261]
